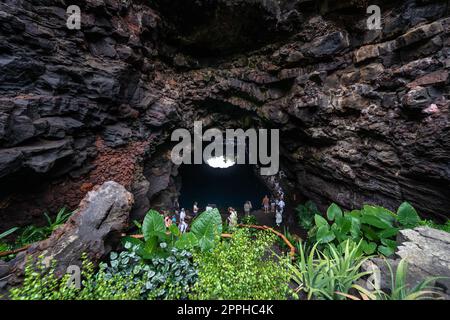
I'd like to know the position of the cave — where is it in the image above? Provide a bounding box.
[0,0,450,303]
[178,162,271,213]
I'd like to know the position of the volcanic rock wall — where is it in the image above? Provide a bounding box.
[0,0,449,229]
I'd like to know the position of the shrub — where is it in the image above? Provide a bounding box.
[295,201,320,230]
[419,220,450,233]
[190,229,292,300]
[288,239,371,300]
[309,202,422,256]
[123,209,222,260]
[240,215,258,225]
[342,259,445,300]
[102,246,198,300]
[276,227,299,252]
[9,255,143,300]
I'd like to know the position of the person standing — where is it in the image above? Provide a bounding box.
[262,195,270,214]
[244,201,252,215]
[227,207,238,228]
[193,202,199,217]
[164,214,172,228]
[270,198,276,213]
[173,198,180,212]
[179,220,188,233]
[180,208,186,223]
[278,198,286,215]
[275,205,283,227]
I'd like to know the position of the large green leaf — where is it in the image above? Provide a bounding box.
[175,232,199,250]
[316,225,335,244]
[347,210,361,218]
[349,216,361,239]
[335,216,352,234]
[142,210,166,241]
[361,240,377,255]
[377,227,399,239]
[378,245,395,257]
[0,227,19,240]
[314,214,329,227]
[360,225,380,241]
[363,205,396,222]
[397,202,420,227]
[139,236,159,259]
[327,203,343,221]
[360,214,393,229]
[168,224,181,237]
[122,236,144,250]
[191,209,223,252]
[378,238,397,257]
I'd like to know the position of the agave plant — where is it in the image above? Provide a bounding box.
[0,227,18,241]
[288,239,372,300]
[338,259,445,300]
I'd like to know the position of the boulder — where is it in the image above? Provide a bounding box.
[396,227,450,295]
[1,181,133,291]
[361,227,450,299]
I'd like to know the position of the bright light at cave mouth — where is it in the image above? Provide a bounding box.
[206,156,236,168]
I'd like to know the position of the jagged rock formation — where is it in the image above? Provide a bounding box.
[362,227,450,298]
[0,0,449,228]
[0,181,133,293]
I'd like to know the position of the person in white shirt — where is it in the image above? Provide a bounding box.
[193,202,199,216]
[244,201,252,215]
[205,204,213,211]
[180,208,186,223]
[275,205,283,227]
[227,207,238,228]
[278,199,285,214]
[179,220,188,233]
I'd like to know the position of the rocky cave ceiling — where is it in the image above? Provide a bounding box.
[0,0,449,229]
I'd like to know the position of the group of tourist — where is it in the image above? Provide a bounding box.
[163,206,189,234]
[166,192,286,233]
[262,194,285,227]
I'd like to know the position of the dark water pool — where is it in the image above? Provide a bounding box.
[178,164,270,213]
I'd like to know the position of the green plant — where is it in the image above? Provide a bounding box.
[9,254,143,300]
[124,209,222,260]
[295,201,320,230]
[277,227,298,252]
[343,259,445,300]
[103,246,198,300]
[16,208,73,246]
[0,227,18,256]
[0,227,18,241]
[288,239,371,300]
[239,215,258,236]
[309,202,422,256]
[240,215,257,225]
[419,220,450,233]
[190,229,292,300]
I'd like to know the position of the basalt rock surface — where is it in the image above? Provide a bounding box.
[0,181,133,293]
[362,227,450,299]
[0,0,449,228]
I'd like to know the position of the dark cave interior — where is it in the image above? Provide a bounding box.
[178,162,271,213]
